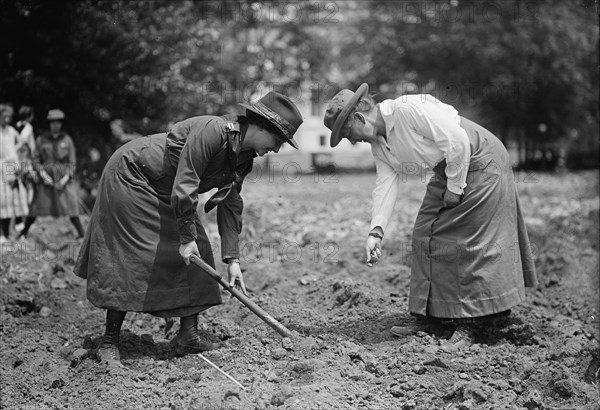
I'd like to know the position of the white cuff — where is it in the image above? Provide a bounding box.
[370,215,388,233]
[447,182,467,195]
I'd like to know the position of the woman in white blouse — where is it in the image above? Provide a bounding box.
[324,83,538,345]
[0,104,29,243]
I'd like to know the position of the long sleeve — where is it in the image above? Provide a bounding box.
[405,104,471,195]
[17,123,35,155]
[217,150,254,261]
[370,154,400,233]
[171,120,223,244]
[217,187,243,261]
[0,127,19,181]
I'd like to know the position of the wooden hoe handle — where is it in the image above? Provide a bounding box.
[190,255,295,339]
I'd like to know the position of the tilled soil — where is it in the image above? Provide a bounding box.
[1,171,599,409]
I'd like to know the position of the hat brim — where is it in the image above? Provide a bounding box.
[330,83,369,148]
[240,102,299,149]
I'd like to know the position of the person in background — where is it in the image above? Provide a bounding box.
[0,104,29,243]
[78,147,104,210]
[17,109,85,239]
[14,105,36,232]
[324,83,537,347]
[15,105,36,154]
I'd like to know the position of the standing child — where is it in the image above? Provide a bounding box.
[17,109,85,239]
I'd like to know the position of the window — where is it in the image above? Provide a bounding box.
[319,134,326,146]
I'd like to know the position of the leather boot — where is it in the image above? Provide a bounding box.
[97,309,126,366]
[446,324,475,349]
[172,314,221,356]
[390,315,446,337]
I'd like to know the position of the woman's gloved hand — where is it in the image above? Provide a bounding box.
[179,241,200,265]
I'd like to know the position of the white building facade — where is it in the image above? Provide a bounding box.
[253,83,375,173]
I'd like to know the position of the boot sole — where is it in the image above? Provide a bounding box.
[172,338,222,356]
[391,323,443,337]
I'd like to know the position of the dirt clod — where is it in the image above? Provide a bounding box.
[39,306,52,317]
[281,337,294,350]
[423,357,449,369]
[50,278,67,289]
[292,358,324,374]
[69,348,88,367]
[523,389,545,409]
[552,379,574,397]
[401,399,416,409]
[270,387,293,406]
[270,347,287,360]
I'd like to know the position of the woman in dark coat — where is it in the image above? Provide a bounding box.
[324,84,537,346]
[74,92,303,365]
[18,109,85,239]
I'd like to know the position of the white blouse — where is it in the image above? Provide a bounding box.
[370,94,471,232]
[16,121,35,154]
[0,125,19,181]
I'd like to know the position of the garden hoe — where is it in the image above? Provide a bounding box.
[190,255,296,339]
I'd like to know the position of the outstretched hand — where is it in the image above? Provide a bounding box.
[365,235,382,267]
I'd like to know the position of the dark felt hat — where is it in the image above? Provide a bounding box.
[323,83,369,147]
[240,91,303,149]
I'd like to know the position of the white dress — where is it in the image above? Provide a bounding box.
[0,125,28,219]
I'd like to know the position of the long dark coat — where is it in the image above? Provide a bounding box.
[29,132,80,217]
[409,117,538,318]
[74,115,254,316]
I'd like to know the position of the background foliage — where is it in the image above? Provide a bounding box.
[1,0,598,169]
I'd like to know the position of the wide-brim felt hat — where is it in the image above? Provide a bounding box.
[47,109,66,121]
[323,83,369,147]
[240,91,303,149]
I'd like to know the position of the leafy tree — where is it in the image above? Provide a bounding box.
[333,0,598,169]
[1,0,333,158]
[1,0,196,153]
[2,0,596,169]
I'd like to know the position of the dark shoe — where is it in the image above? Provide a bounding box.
[172,329,221,356]
[96,339,124,367]
[391,316,444,337]
[447,324,475,348]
